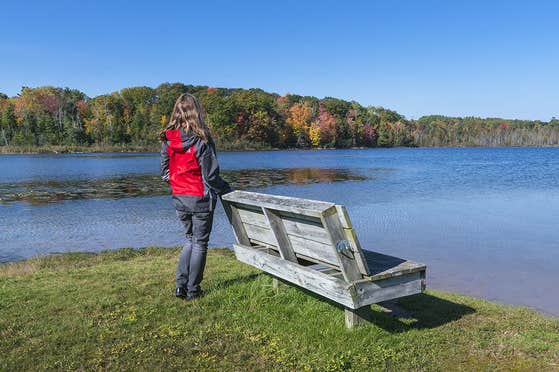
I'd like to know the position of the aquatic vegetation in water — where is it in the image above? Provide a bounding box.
[0,168,373,205]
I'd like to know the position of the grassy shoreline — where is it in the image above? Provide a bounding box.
[0,142,273,154]
[1,247,558,370]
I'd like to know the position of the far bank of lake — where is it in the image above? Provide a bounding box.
[3,143,559,155]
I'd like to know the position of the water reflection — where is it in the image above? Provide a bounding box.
[0,168,372,205]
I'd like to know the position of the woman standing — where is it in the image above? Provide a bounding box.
[160,93,232,300]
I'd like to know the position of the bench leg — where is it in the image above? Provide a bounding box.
[345,307,369,329]
[272,277,280,290]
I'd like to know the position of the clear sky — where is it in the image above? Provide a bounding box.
[2,0,558,120]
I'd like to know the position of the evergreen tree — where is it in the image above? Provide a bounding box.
[1,105,16,145]
[377,123,393,147]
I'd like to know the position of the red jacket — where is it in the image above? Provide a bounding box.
[160,129,231,212]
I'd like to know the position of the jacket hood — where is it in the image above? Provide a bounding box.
[165,129,199,153]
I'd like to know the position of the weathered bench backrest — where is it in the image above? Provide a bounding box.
[222,191,370,281]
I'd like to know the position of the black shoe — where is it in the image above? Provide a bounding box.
[186,290,205,300]
[175,287,188,299]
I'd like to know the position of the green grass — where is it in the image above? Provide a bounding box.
[1,248,558,371]
[0,144,160,154]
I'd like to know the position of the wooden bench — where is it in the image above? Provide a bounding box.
[221,190,426,328]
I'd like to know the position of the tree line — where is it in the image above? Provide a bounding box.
[1,83,558,151]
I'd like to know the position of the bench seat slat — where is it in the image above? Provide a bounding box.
[362,250,426,281]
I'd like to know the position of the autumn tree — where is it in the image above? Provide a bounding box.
[287,103,312,147]
[316,103,337,147]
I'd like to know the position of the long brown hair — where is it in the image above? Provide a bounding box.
[160,93,211,142]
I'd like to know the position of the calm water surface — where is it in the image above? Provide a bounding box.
[1,148,559,316]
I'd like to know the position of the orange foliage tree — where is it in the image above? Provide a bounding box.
[287,103,312,146]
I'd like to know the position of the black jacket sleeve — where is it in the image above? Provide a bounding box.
[160,142,170,183]
[198,140,232,196]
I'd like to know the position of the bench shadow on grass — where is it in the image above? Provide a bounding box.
[310,290,475,333]
[215,273,475,333]
[364,294,476,333]
[304,288,475,333]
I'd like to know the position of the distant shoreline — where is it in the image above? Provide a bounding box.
[0,144,274,155]
[2,144,559,155]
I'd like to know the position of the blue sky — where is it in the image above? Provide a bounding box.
[1,0,558,120]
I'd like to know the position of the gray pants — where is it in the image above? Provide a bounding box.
[175,210,214,295]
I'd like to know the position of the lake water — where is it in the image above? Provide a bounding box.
[1,148,559,316]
